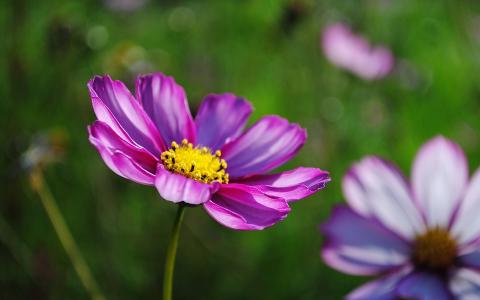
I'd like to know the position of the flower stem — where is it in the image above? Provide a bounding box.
[29,168,106,300]
[163,204,186,300]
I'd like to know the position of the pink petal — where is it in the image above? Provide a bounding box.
[89,138,155,185]
[195,93,252,150]
[136,73,196,145]
[346,266,412,300]
[321,205,411,276]
[88,75,165,155]
[450,268,480,299]
[237,167,330,202]
[221,116,306,179]
[88,121,158,173]
[396,271,453,300]
[321,22,394,81]
[412,136,468,228]
[343,156,424,239]
[154,166,218,205]
[203,183,291,230]
[91,97,131,142]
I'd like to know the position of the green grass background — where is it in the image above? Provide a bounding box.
[2,0,480,299]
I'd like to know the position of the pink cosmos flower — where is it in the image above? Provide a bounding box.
[87,73,330,230]
[321,136,480,299]
[322,22,394,81]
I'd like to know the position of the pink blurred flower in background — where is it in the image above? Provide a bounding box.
[322,22,394,80]
[321,136,480,299]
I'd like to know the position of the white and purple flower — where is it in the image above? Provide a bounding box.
[321,136,480,299]
[322,22,394,81]
[87,72,330,230]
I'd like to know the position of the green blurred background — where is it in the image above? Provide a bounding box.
[2,0,480,299]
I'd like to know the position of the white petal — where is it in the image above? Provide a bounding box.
[412,136,468,228]
[343,156,424,239]
[321,206,411,276]
[346,266,412,300]
[452,168,480,245]
[450,268,480,300]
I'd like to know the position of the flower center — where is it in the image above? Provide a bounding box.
[413,228,457,271]
[160,139,229,184]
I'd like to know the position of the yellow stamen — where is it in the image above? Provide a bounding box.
[160,140,229,184]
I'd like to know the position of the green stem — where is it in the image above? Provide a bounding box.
[163,204,186,300]
[30,169,106,300]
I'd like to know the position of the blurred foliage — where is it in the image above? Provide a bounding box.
[2,0,480,299]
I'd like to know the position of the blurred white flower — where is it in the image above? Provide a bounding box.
[104,0,147,12]
[22,130,67,170]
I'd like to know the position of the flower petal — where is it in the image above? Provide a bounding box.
[88,75,165,155]
[322,23,394,81]
[195,93,253,150]
[459,250,480,269]
[221,116,306,179]
[136,73,196,145]
[91,97,131,142]
[343,156,424,239]
[450,268,480,300]
[88,121,158,173]
[203,183,291,230]
[396,271,452,300]
[451,168,480,245]
[89,138,155,185]
[412,136,468,228]
[346,267,412,300]
[154,166,218,205]
[321,205,411,276]
[238,167,330,202]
